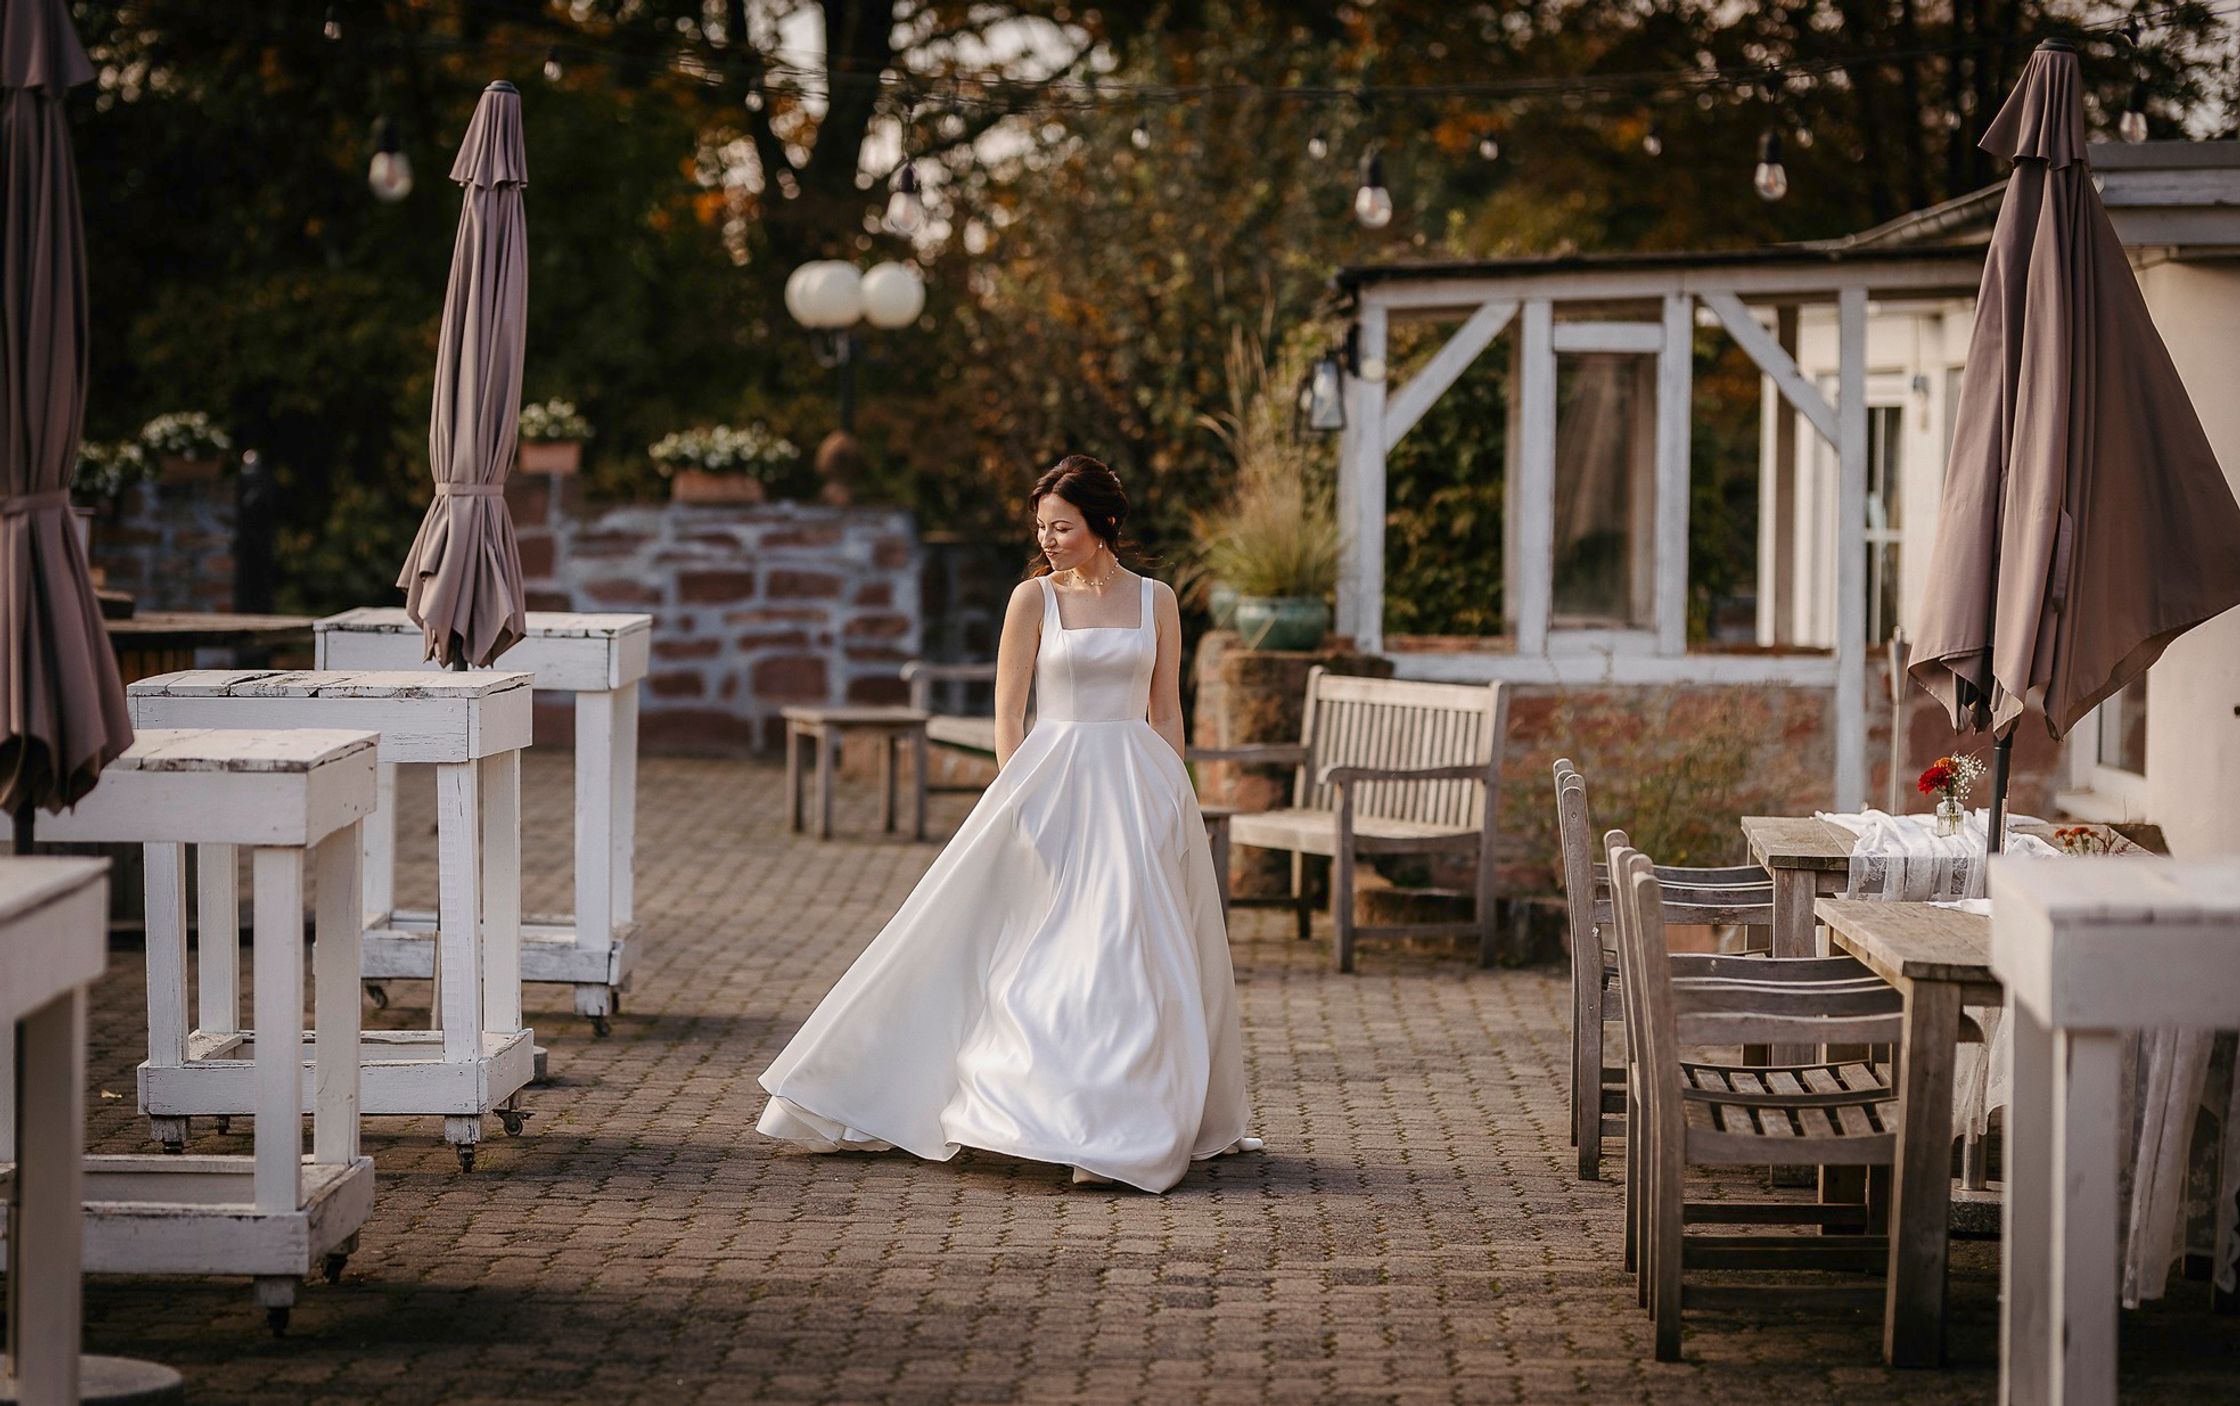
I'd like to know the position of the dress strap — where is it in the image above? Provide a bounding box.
[1036,573,1054,629]
[1139,576,1153,633]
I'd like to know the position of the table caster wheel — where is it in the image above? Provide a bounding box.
[456,1144,477,1173]
[266,1306,290,1337]
[499,1108,530,1137]
[323,1253,349,1285]
[214,1116,232,1136]
[366,984,389,1010]
[591,1014,611,1038]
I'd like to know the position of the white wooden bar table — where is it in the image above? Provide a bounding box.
[124,670,535,1171]
[0,857,124,1404]
[314,608,650,1032]
[1990,857,2240,1406]
[4,730,379,1336]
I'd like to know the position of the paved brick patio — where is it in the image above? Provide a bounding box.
[69,752,2235,1403]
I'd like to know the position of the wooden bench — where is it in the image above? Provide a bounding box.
[1192,669,1508,972]
[315,607,652,1032]
[901,660,1000,790]
[24,730,379,1332]
[123,670,536,1169]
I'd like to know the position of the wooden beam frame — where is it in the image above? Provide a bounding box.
[1703,292,1838,445]
[1381,298,1518,454]
[1653,294,1693,656]
[1513,300,1556,658]
[1834,287,1869,811]
[1552,320,1665,355]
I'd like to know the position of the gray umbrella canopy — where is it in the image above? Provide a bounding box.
[396,80,528,668]
[1909,40,2240,740]
[0,0,131,814]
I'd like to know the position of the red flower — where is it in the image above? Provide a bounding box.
[1917,762,1955,796]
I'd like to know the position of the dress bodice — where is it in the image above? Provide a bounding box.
[1035,575,1154,722]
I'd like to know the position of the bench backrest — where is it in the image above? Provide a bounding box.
[1295,669,1506,826]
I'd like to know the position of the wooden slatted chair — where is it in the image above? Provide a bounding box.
[1191,670,1506,972]
[1608,840,1905,1361]
[1556,758,1826,1180]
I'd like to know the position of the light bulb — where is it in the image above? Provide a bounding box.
[2120,86,2149,143]
[368,117,413,202]
[543,50,564,83]
[1354,150,1393,229]
[1753,128,1787,202]
[1642,125,1664,156]
[1793,124,1815,150]
[883,163,924,235]
[322,6,341,41]
[1307,130,1329,160]
[1477,132,1500,162]
[1130,120,1151,150]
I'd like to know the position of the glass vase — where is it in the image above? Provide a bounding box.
[1934,796,1966,837]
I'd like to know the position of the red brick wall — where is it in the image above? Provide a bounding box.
[507,475,920,753]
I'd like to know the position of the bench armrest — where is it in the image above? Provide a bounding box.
[1320,762,1489,787]
[1187,743,1308,767]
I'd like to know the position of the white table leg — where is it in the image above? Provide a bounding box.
[314,823,363,1167]
[8,988,86,1404]
[251,847,304,1216]
[362,760,397,928]
[145,842,190,1149]
[196,843,239,1035]
[434,760,485,1067]
[2004,998,2056,1406]
[614,680,638,928]
[481,749,523,1036]
[2051,1027,2123,1405]
[575,689,617,1019]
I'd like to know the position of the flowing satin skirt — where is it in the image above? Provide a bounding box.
[756,717,1250,1192]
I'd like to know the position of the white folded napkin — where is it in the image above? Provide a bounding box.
[1813,808,2059,903]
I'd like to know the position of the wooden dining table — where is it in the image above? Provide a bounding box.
[1814,897,1996,1369]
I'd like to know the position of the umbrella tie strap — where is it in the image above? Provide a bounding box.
[0,490,72,516]
[435,483,506,497]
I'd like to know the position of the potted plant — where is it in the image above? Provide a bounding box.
[651,424,800,505]
[518,399,592,475]
[138,411,232,483]
[1195,332,1340,652]
[1916,752,1987,837]
[69,440,149,573]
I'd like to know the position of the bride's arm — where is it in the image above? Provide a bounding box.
[1147,582,1187,761]
[992,579,1042,769]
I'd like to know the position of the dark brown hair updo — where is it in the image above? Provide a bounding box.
[1028,454,1131,575]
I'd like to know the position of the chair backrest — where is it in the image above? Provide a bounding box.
[1557,759,1773,938]
[1554,760,1601,967]
[1295,668,1508,825]
[1609,842,1681,1136]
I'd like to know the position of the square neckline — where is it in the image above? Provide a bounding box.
[1043,574,1150,632]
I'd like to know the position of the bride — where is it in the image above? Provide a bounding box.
[757,454,1258,1191]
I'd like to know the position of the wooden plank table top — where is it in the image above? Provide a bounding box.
[103,611,316,650]
[1814,898,1999,999]
[1741,814,1855,872]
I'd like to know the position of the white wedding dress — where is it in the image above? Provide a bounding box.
[756,574,1252,1192]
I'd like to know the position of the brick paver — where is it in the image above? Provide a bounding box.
[68,752,2234,1403]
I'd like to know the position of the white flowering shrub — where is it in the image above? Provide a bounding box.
[138,411,232,461]
[72,440,151,500]
[647,424,799,481]
[519,399,593,442]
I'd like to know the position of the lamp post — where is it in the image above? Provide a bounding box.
[783,260,926,433]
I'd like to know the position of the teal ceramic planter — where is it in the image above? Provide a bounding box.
[1208,583,1240,631]
[1234,596,1330,652]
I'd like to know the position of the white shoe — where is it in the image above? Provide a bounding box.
[1070,1166,1115,1186]
[1216,1136,1265,1156]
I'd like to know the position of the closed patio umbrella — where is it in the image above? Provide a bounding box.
[396,80,528,668]
[0,0,131,826]
[1908,39,2240,838]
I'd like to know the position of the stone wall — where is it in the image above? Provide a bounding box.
[88,475,237,612]
[505,474,920,752]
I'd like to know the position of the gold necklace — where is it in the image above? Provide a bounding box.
[1070,554,1120,591]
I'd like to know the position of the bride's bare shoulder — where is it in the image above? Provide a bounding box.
[1005,577,1045,611]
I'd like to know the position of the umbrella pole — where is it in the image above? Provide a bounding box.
[12,800,31,856]
[1986,734,2013,857]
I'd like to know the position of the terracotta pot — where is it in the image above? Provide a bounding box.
[157,455,222,484]
[670,469,765,505]
[519,440,582,475]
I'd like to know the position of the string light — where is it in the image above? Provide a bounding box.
[1753,127,1788,202]
[368,115,413,202]
[1476,130,1500,161]
[1354,146,1393,229]
[1130,118,1151,150]
[322,6,341,42]
[2120,82,2149,142]
[1642,122,1664,156]
[1307,129,1329,160]
[884,162,925,234]
[1793,123,1815,150]
[543,48,565,83]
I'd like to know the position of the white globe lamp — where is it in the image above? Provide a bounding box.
[859,262,926,330]
[783,264,822,326]
[799,261,864,330]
